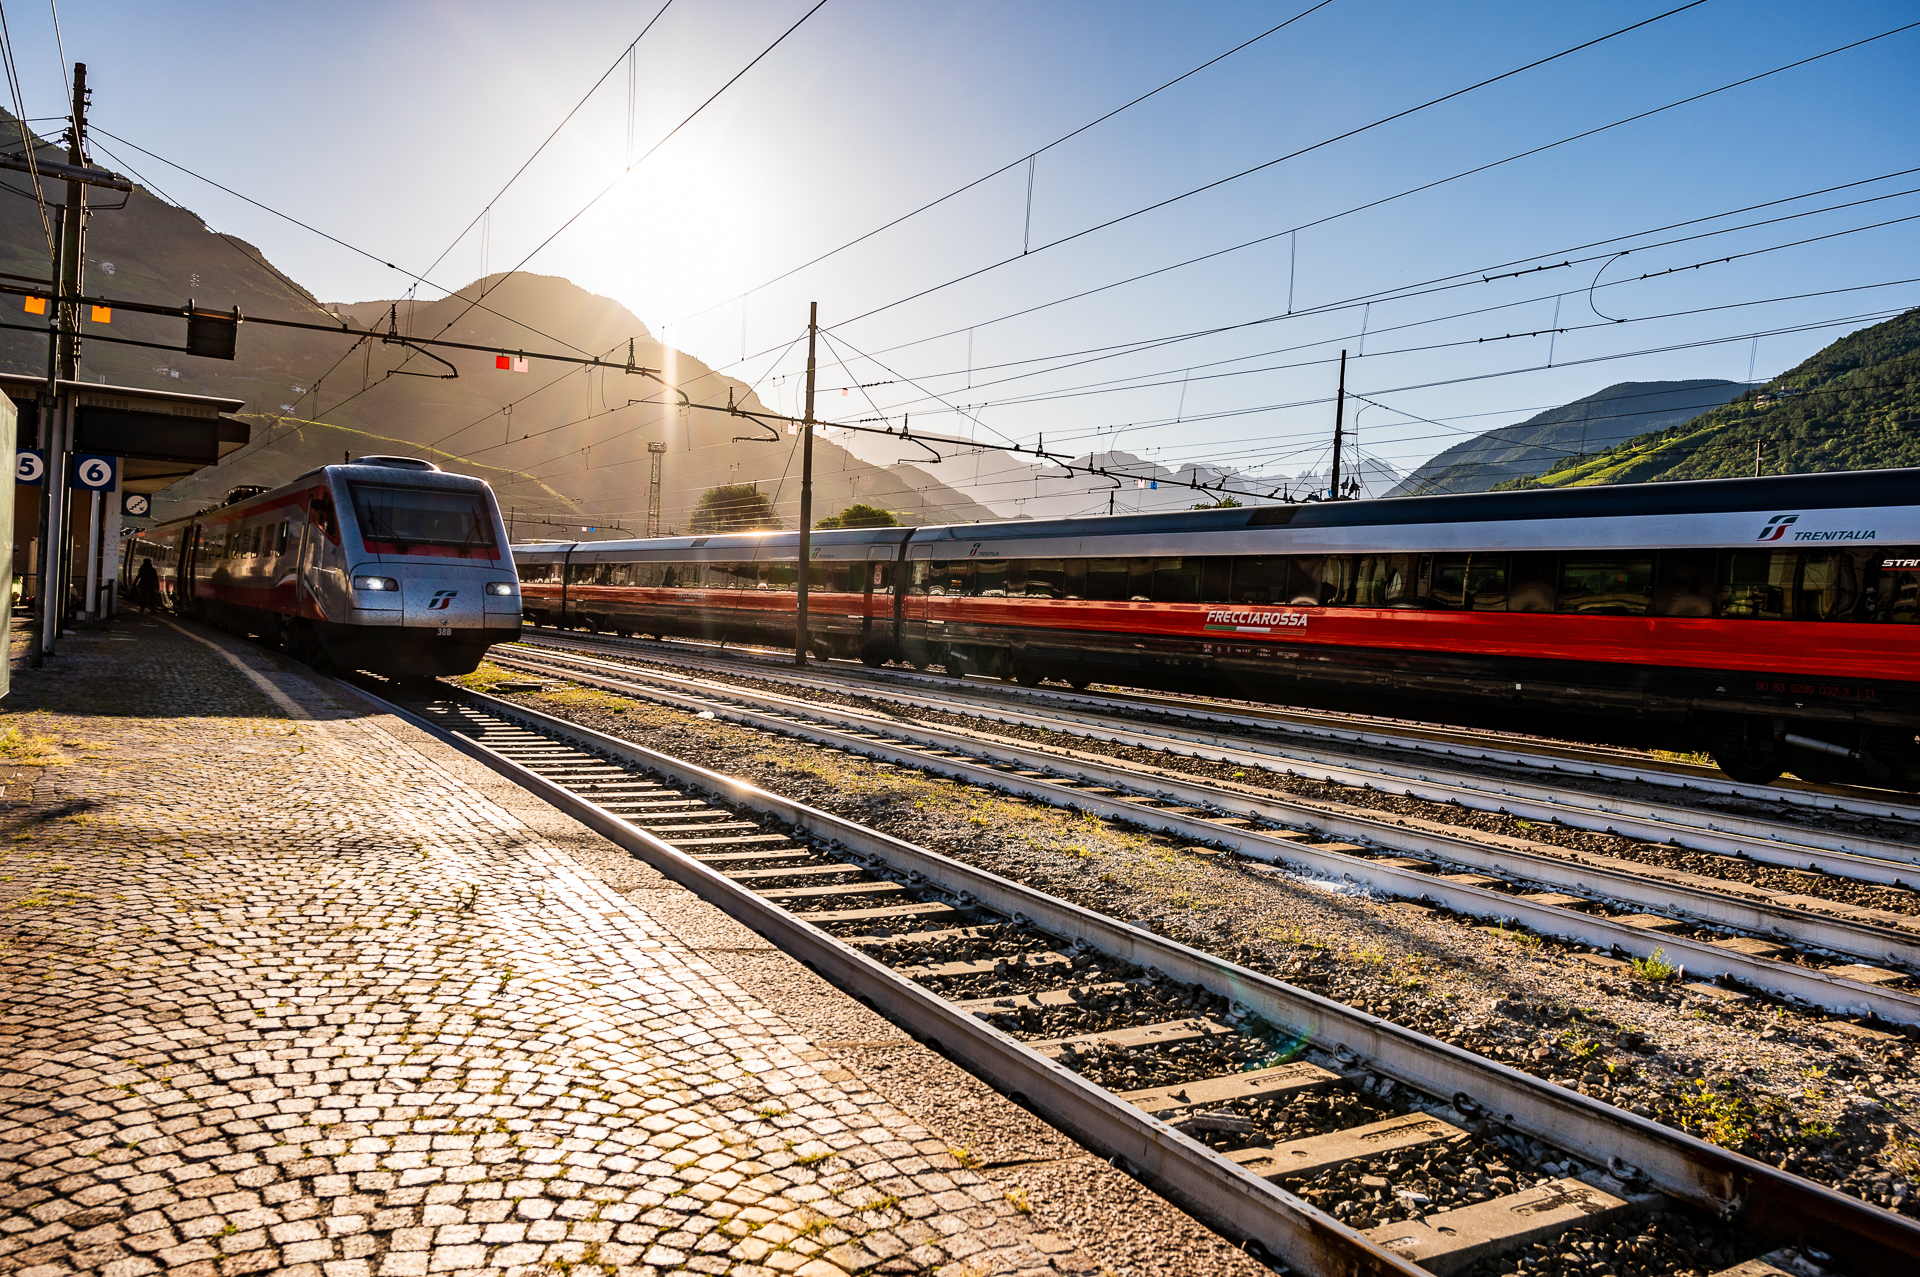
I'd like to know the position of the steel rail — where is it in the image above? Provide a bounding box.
[516,626,1920,824]
[509,635,1920,879]
[488,648,1920,1021]
[346,676,1920,1277]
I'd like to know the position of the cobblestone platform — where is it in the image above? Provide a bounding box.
[0,619,1263,1277]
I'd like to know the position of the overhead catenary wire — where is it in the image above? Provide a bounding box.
[806,1,1717,338]
[482,304,1918,508]
[832,174,1920,415]
[660,0,1340,332]
[720,20,1920,378]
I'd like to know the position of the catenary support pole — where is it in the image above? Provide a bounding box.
[1329,348,1347,501]
[795,302,817,666]
[41,62,89,655]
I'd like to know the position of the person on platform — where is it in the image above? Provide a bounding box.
[135,558,160,613]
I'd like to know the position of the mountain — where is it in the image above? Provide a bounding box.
[1495,309,1920,489]
[0,116,999,534]
[1385,380,1745,497]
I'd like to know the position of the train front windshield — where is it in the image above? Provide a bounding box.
[350,483,498,556]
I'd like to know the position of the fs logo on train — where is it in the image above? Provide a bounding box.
[427,590,459,610]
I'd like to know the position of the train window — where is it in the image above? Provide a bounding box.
[1353,554,1420,608]
[1559,557,1652,615]
[1025,559,1068,598]
[1085,558,1129,601]
[907,562,931,596]
[972,559,1009,596]
[1509,553,1557,613]
[928,561,970,596]
[608,563,635,586]
[1293,557,1347,606]
[278,521,290,555]
[1796,551,1861,622]
[1653,551,1715,617]
[1201,557,1232,602]
[518,562,554,583]
[1150,557,1205,603]
[659,564,686,588]
[762,561,797,591]
[566,563,592,584]
[1064,559,1087,599]
[1429,555,1470,609]
[1228,557,1289,604]
[1430,554,1510,611]
[1717,550,1793,620]
[1466,556,1508,610]
[1128,558,1153,601]
[350,483,496,553]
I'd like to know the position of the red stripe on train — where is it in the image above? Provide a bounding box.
[523,585,1920,683]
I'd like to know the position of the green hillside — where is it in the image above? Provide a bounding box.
[1493,308,1920,489]
[1386,379,1742,497]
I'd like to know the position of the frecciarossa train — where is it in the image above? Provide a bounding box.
[125,457,521,677]
[513,468,1920,790]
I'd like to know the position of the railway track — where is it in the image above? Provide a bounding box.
[484,642,1920,1024]
[343,674,1919,1277]
[509,631,1920,877]
[513,626,1920,828]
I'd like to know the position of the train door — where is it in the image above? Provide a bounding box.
[900,542,933,662]
[860,547,892,653]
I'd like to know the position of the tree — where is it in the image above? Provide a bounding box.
[815,503,901,529]
[1191,495,1243,509]
[690,484,781,533]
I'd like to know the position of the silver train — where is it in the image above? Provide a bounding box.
[124,456,521,677]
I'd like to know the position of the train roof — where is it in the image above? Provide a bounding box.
[902,466,1920,546]
[512,467,1920,561]
[513,524,915,562]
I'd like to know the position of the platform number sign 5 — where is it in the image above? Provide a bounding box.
[15,449,44,484]
[73,454,116,490]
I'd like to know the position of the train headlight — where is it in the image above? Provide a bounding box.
[485,581,516,596]
[352,575,400,591]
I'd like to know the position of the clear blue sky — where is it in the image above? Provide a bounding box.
[13,0,1920,494]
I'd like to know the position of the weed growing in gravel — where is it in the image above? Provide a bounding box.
[1004,1186,1032,1214]
[1630,948,1682,982]
[450,661,517,692]
[1797,1118,1839,1145]
[948,1145,980,1168]
[540,687,632,714]
[1885,1133,1920,1178]
[1676,1077,1756,1148]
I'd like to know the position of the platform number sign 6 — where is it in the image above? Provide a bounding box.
[73,454,116,490]
[15,449,44,484]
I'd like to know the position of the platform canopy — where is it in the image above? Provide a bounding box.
[2,373,248,500]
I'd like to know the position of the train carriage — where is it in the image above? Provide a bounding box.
[125,456,521,677]
[513,469,1920,789]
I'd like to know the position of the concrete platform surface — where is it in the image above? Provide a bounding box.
[0,618,1265,1277]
